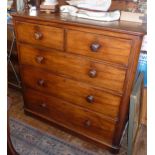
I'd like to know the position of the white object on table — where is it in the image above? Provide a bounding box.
[43,0,58,5]
[60,5,120,22]
[66,0,111,11]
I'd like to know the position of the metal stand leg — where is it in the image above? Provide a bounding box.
[7,28,21,89]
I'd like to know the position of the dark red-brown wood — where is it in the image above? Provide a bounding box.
[12,11,146,153]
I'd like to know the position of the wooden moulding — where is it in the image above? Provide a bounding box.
[12,11,146,153]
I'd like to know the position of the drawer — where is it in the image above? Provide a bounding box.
[24,88,116,145]
[21,67,121,119]
[19,45,126,93]
[15,22,64,50]
[66,30,132,66]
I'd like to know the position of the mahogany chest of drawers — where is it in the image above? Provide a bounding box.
[13,11,146,153]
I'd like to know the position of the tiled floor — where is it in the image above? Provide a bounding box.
[8,88,128,155]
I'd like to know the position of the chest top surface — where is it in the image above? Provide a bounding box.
[12,11,146,36]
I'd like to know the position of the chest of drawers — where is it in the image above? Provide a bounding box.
[13,11,146,153]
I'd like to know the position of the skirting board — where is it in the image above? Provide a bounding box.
[120,11,147,23]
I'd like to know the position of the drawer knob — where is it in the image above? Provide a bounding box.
[36,56,44,64]
[84,120,91,127]
[37,79,45,86]
[90,42,101,52]
[40,103,47,108]
[86,95,94,103]
[34,32,43,40]
[88,69,97,78]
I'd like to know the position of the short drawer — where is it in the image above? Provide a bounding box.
[66,30,132,66]
[15,22,64,50]
[21,66,121,119]
[19,45,126,93]
[24,88,116,145]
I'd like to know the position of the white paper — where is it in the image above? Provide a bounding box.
[60,5,120,22]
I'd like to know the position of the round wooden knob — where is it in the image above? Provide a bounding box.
[84,120,91,127]
[86,95,94,103]
[41,103,47,108]
[34,32,43,40]
[37,79,45,86]
[88,69,97,78]
[90,42,101,52]
[36,56,44,64]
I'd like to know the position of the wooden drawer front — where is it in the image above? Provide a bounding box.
[21,67,121,119]
[67,30,132,65]
[15,22,64,50]
[19,45,126,93]
[24,88,116,145]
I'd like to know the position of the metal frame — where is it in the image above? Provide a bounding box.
[7,23,21,89]
[127,73,144,155]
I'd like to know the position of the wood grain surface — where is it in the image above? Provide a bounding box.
[21,66,122,119]
[13,11,146,153]
[16,21,64,50]
[24,88,116,145]
[19,45,127,93]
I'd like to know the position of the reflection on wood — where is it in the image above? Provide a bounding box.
[132,125,147,155]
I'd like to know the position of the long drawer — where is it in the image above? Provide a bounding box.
[15,22,64,50]
[24,88,116,145]
[19,45,126,93]
[66,30,132,66]
[21,66,121,119]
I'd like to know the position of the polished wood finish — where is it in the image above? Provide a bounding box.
[13,11,146,153]
[24,88,116,145]
[112,36,144,149]
[8,87,147,155]
[21,66,121,119]
[19,44,126,93]
[13,12,145,36]
[67,30,132,66]
[16,22,64,50]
